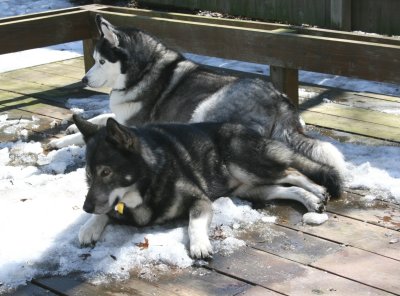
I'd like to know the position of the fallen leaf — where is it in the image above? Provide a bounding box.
[135,237,149,250]
[79,253,91,261]
[110,254,117,260]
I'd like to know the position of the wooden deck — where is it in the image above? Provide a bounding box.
[2,57,400,296]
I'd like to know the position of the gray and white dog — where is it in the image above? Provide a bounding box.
[74,115,342,258]
[49,15,345,174]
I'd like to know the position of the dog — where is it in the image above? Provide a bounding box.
[48,15,345,174]
[73,115,342,258]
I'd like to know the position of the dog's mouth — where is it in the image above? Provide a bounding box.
[108,196,121,214]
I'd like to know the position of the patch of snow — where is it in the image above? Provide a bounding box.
[302,212,329,225]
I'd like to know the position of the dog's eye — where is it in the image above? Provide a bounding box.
[99,59,105,65]
[100,168,111,177]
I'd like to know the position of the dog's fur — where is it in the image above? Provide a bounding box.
[74,115,342,258]
[49,15,345,174]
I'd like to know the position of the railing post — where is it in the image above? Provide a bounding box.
[83,39,96,73]
[270,66,299,106]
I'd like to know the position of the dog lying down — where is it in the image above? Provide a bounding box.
[74,115,342,258]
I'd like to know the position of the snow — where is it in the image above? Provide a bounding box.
[302,212,329,225]
[1,0,400,293]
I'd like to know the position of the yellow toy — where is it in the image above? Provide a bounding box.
[115,202,125,215]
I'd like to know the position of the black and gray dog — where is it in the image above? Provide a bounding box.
[74,115,342,258]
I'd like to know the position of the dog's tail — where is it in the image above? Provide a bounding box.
[286,132,346,175]
[289,151,344,199]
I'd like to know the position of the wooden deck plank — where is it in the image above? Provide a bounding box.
[237,217,400,294]
[56,57,85,68]
[8,282,56,296]
[277,210,400,261]
[236,286,284,295]
[238,224,342,265]
[332,94,400,112]
[145,267,251,296]
[0,95,73,121]
[34,267,252,296]
[301,110,400,142]
[209,247,392,295]
[0,79,106,106]
[6,64,85,81]
[302,102,400,128]
[33,276,179,296]
[312,247,400,295]
[3,68,83,88]
[356,92,400,103]
[328,192,400,231]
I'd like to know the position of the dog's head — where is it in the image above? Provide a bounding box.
[73,115,146,214]
[81,15,170,90]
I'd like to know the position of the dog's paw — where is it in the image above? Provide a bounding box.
[304,192,326,213]
[190,237,213,259]
[78,223,103,246]
[45,138,63,150]
[66,124,78,135]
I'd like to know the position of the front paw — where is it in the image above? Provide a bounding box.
[78,223,103,246]
[45,138,63,150]
[305,192,326,213]
[66,124,78,135]
[190,237,213,259]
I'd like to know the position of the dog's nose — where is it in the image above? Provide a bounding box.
[82,76,88,85]
[83,200,95,213]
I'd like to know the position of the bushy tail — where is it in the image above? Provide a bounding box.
[290,152,344,198]
[287,133,346,175]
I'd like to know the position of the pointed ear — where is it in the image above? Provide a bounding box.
[106,118,140,151]
[72,114,100,143]
[95,14,119,47]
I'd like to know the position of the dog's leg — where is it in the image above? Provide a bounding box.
[79,214,110,245]
[238,185,326,213]
[66,113,116,134]
[188,198,213,259]
[276,169,329,204]
[46,113,116,149]
[47,132,85,149]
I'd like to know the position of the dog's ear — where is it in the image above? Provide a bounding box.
[95,14,119,47]
[72,114,100,143]
[106,118,140,151]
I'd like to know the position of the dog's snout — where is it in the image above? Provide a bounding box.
[82,76,88,85]
[83,199,95,213]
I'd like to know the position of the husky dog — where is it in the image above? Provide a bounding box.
[74,115,342,258]
[49,15,345,174]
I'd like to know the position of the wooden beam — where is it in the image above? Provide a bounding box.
[0,10,91,54]
[0,7,82,24]
[92,11,400,85]
[270,66,299,105]
[92,6,400,46]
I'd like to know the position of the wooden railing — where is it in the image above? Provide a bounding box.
[1,4,399,105]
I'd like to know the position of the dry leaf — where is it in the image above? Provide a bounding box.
[79,253,91,261]
[135,237,149,250]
